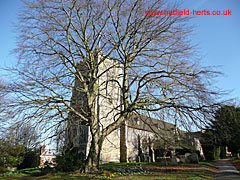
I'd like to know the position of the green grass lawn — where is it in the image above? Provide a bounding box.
[0,161,218,180]
[0,169,102,180]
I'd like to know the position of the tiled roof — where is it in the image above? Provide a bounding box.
[127,113,183,133]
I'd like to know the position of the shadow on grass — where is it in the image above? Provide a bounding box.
[0,161,218,180]
[19,167,50,177]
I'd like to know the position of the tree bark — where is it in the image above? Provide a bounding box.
[120,122,127,162]
[83,132,103,173]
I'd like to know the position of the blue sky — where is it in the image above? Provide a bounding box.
[0,0,240,101]
[182,0,240,100]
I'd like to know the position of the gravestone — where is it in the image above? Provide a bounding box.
[187,153,199,163]
[170,157,178,165]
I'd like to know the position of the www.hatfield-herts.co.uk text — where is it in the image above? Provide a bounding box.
[145,9,232,16]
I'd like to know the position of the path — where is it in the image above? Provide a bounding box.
[214,159,240,180]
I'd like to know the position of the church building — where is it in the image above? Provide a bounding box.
[66,52,204,163]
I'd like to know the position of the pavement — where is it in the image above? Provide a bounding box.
[214,159,240,180]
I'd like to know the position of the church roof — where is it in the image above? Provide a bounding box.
[127,113,185,135]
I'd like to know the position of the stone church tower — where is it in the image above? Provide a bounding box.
[67,52,123,163]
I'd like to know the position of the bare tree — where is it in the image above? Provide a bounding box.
[5,0,221,172]
[14,122,40,149]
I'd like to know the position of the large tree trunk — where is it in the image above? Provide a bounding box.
[83,130,103,173]
[120,122,127,162]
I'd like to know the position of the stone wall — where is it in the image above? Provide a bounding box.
[126,126,155,162]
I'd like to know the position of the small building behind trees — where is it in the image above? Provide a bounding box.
[39,145,56,168]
